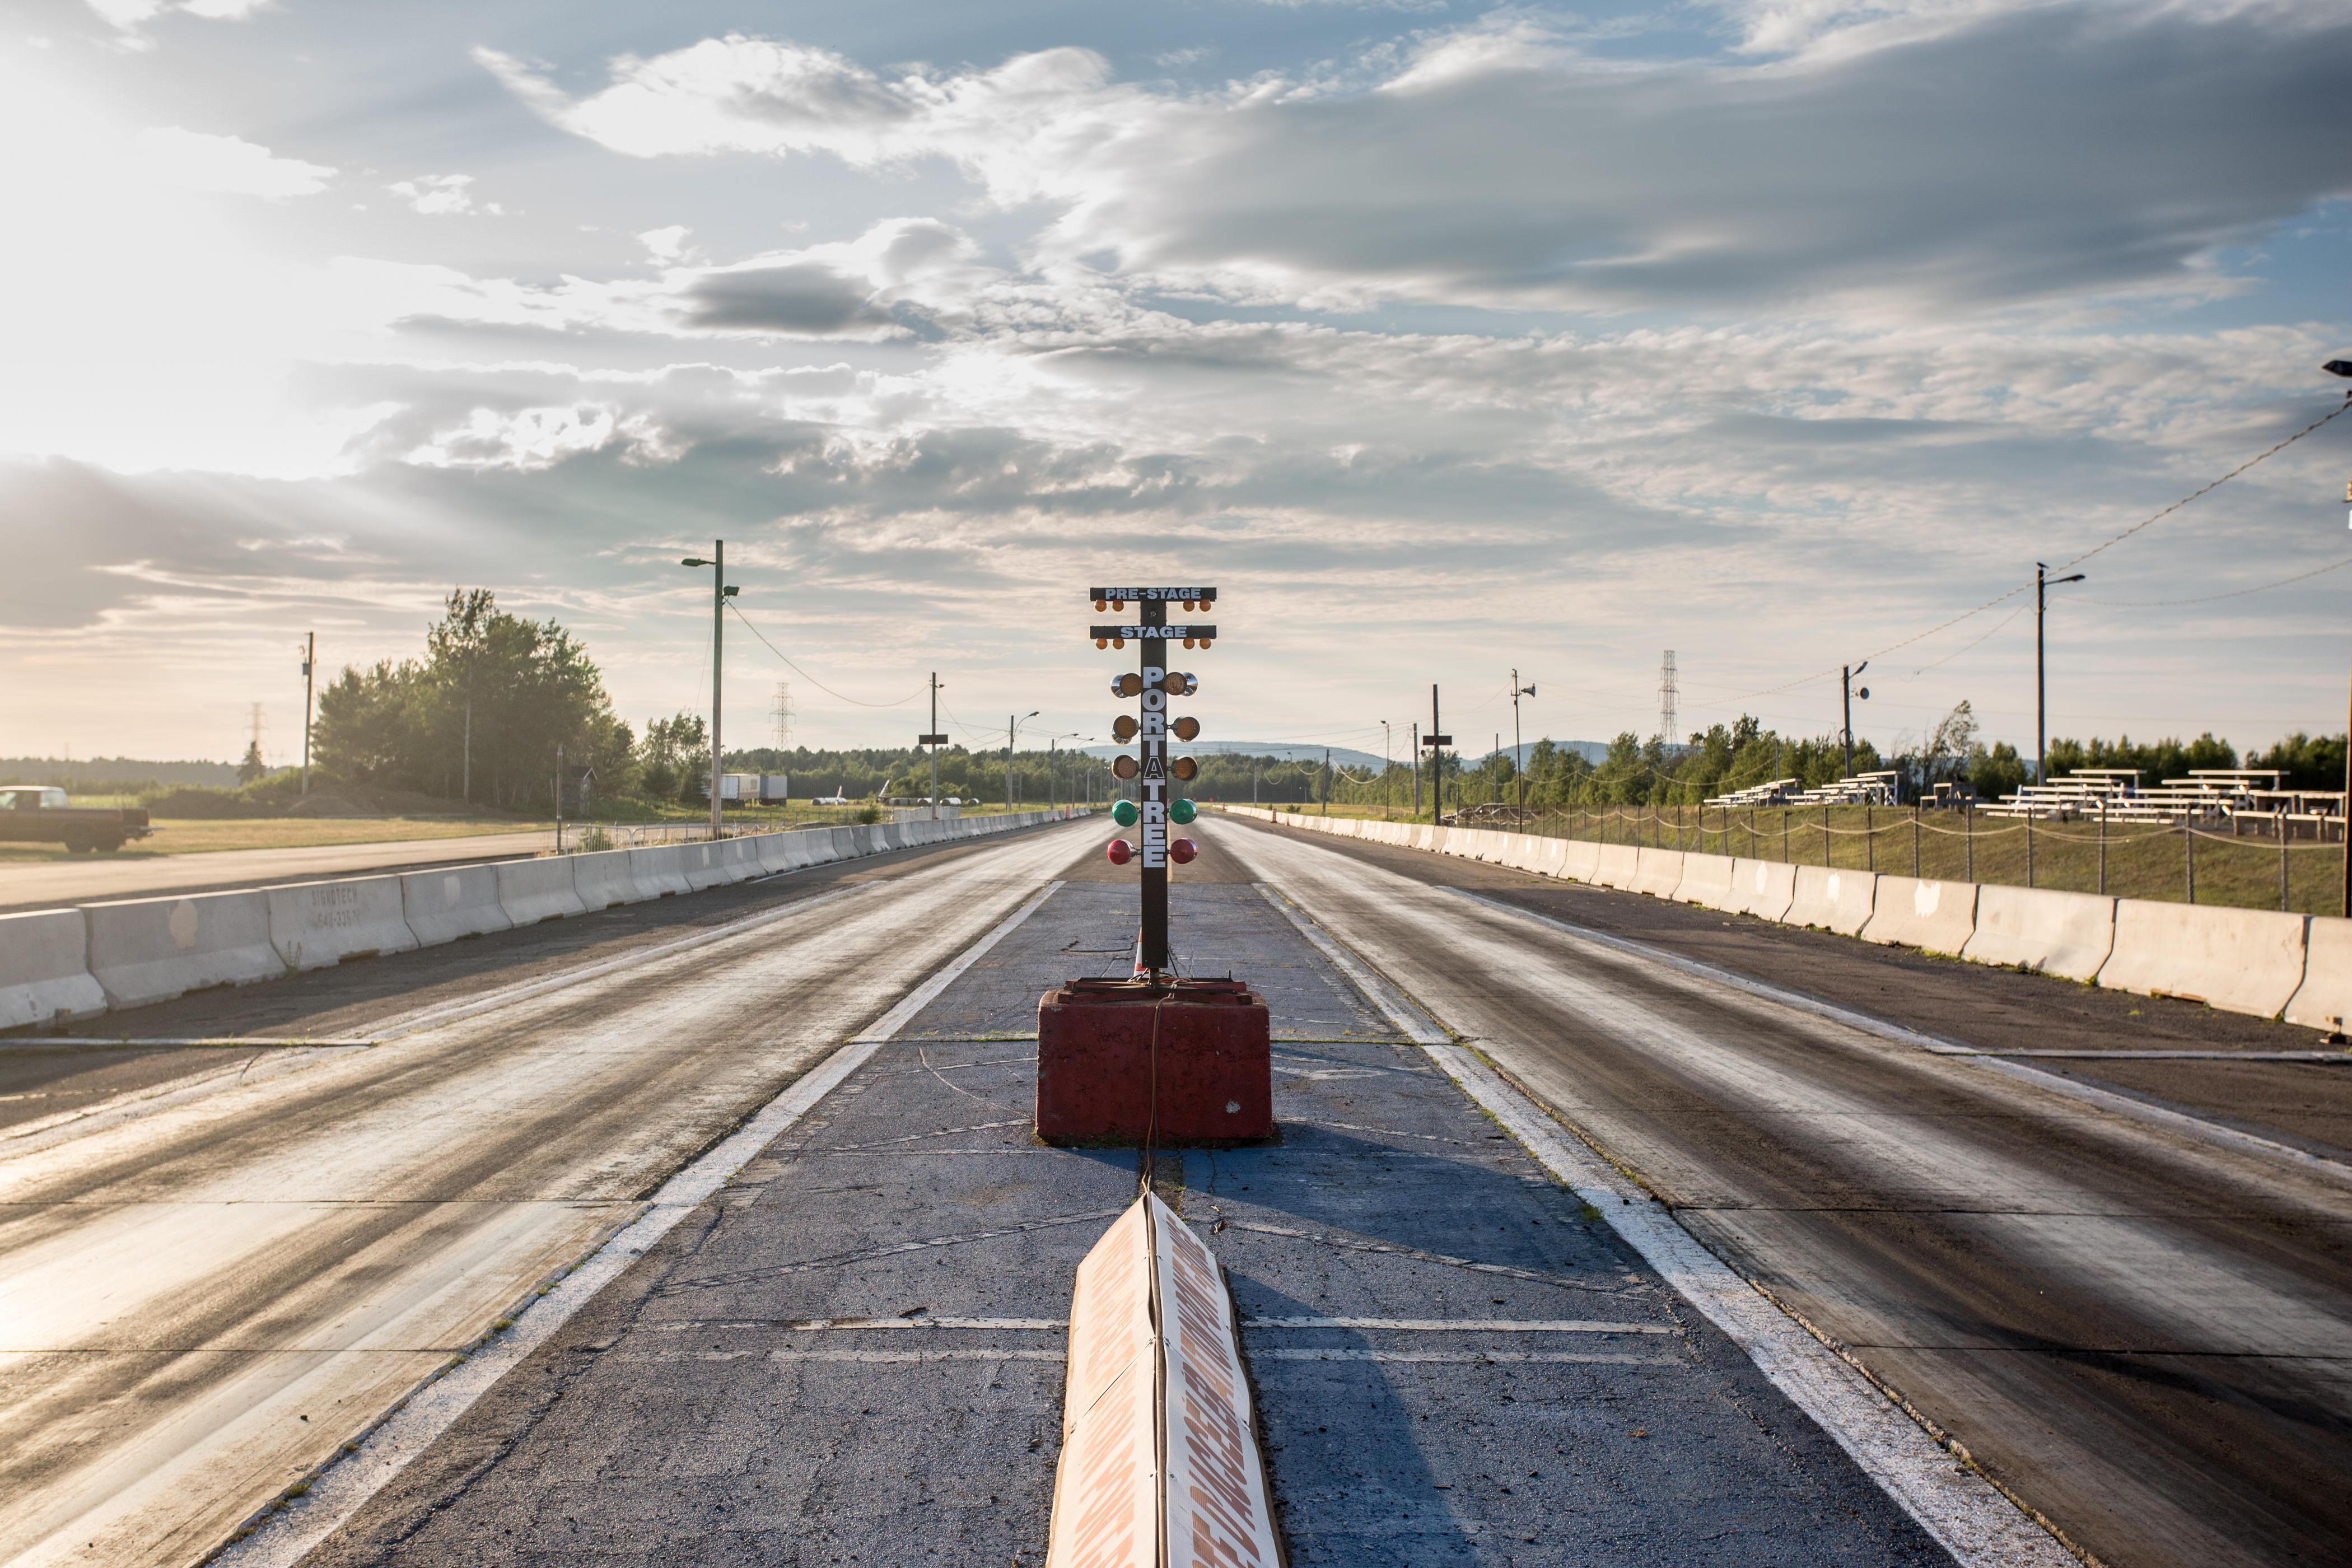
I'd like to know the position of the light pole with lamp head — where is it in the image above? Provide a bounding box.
[2326,358,2352,915]
[1008,710,1038,808]
[679,544,739,839]
[2037,562,2087,791]
[1510,672,1537,815]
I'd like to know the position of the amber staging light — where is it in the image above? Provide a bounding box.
[1112,755,1140,780]
[1172,716,1199,741]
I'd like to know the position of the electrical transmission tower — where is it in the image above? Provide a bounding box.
[770,682,794,750]
[248,702,267,757]
[1658,651,1678,746]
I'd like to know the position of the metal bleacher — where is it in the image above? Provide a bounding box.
[1982,768,2350,839]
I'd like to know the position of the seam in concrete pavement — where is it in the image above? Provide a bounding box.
[203,878,1065,1568]
[1440,884,2352,1187]
[1249,878,2081,1568]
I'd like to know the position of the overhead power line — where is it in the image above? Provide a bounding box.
[726,604,916,708]
[2074,553,2352,608]
[1718,393,2352,707]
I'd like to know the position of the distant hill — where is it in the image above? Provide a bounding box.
[1074,739,1613,770]
[1076,741,1389,771]
[0,755,240,787]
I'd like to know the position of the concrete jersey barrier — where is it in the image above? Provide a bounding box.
[1557,839,1600,883]
[571,847,647,909]
[2284,916,2352,1030]
[1859,875,1978,955]
[268,875,418,970]
[1785,866,1875,935]
[1962,885,2116,981]
[86,890,284,1008]
[498,857,587,925]
[403,865,514,946]
[1672,852,1735,908]
[1593,843,1640,890]
[0,909,106,1028]
[1726,859,1798,921]
[628,844,694,898]
[1630,847,1685,899]
[2097,900,2308,1020]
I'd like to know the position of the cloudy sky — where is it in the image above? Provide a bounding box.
[3,0,2349,772]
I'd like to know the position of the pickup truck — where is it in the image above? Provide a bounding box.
[0,787,154,853]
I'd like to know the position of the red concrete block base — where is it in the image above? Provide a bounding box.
[1036,978,1275,1146]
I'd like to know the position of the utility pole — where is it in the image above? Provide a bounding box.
[1509,671,1534,816]
[1841,662,1869,778]
[1423,686,1452,827]
[678,542,737,838]
[1322,748,1331,815]
[2036,561,2085,789]
[918,674,947,819]
[1411,722,1420,815]
[300,633,315,796]
[555,741,564,854]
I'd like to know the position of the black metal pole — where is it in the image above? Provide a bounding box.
[1140,600,1170,975]
[1430,684,1442,829]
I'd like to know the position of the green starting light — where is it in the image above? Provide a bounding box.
[1169,799,1197,824]
[1112,799,1140,827]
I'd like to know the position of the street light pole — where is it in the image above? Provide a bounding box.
[299,632,314,797]
[2036,562,2087,788]
[1007,710,1037,808]
[2327,358,2352,917]
[678,543,734,838]
[1510,671,1536,815]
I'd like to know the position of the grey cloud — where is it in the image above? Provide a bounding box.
[682,263,894,333]
[1069,5,2352,312]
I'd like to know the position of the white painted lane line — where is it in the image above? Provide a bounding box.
[1219,1219,1627,1294]
[1254,1350,1668,1365]
[211,877,1067,1568]
[1256,878,2076,1568]
[626,1350,1070,1364]
[1246,1318,1668,1333]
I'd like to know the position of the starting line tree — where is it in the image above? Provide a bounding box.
[1091,586,1214,976]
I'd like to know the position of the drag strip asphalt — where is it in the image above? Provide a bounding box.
[0,818,1098,1568]
[1212,811,2352,1568]
[256,824,1977,1568]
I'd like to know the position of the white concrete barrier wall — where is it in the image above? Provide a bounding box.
[1962,886,2115,981]
[268,875,417,970]
[86,890,284,1009]
[1672,852,1736,908]
[1631,847,1686,899]
[1728,859,1797,922]
[1225,808,2340,1018]
[403,865,513,947]
[0,909,106,1028]
[2097,901,2308,1020]
[1859,875,1978,955]
[572,847,647,909]
[2284,916,2352,1029]
[629,844,694,898]
[1786,866,1876,936]
[499,857,587,925]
